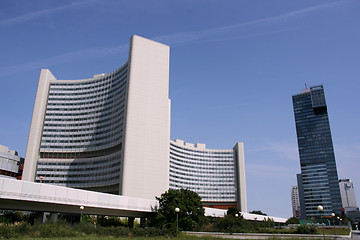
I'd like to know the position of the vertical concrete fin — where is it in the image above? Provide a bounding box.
[121,35,170,199]
[234,142,247,212]
[23,69,55,182]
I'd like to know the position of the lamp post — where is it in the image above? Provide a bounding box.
[317,205,325,240]
[331,213,336,235]
[175,207,180,236]
[80,206,84,223]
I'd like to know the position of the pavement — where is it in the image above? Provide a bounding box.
[185,231,354,239]
[352,230,360,239]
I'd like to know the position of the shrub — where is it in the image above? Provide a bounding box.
[96,226,129,237]
[132,226,172,237]
[295,225,317,234]
[31,223,78,238]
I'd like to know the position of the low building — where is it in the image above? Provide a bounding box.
[169,139,247,212]
[339,179,360,224]
[0,145,24,179]
[291,186,301,218]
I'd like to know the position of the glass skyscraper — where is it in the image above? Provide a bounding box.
[292,85,342,218]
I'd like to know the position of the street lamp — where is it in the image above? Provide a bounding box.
[175,207,180,236]
[235,213,239,218]
[317,205,325,240]
[331,213,336,235]
[80,206,84,222]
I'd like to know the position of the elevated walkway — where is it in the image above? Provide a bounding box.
[0,178,158,217]
[204,207,287,223]
[0,177,287,223]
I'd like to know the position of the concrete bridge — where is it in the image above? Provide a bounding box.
[0,177,158,218]
[0,177,287,223]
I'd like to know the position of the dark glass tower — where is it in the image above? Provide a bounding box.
[292,85,342,218]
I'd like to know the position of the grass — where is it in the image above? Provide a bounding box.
[3,236,226,240]
[318,227,350,235]
[0,222,351,239]
[2,236,327,240]
[258,227,350,236]
[2,231,349,240]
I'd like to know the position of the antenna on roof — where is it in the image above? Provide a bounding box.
[305,83,308,89]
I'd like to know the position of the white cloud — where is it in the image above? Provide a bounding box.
[0,44,128,77]
[0,0,99,26]
[153,1,342,46]
[0,0,345,77]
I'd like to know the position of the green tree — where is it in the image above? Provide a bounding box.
[210,208,254,233]
[263,217,275,228]
[155,188,205,231]
[227,207,240,217]
[286,217,300,225]
[1,211,25,223]
[249,210,267,216]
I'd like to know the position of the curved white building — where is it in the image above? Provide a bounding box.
[23,35,247,211]
[170,139,247,212]
[23,35,171,200]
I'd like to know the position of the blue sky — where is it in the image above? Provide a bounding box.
[0,0,359,218]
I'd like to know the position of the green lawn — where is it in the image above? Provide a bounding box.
[3,231,350,240]
[319,228,350,235]
[4,236,225,240]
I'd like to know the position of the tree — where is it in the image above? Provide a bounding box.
[286,217,300,225]
[249,210,267,216]
[1,211,25,223]
[155,189,205,231]
[227,207,240,217]
[209,207,254,233]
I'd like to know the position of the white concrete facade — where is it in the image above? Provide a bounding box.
[122,35,170,199]
[234,142,247,212]
[23,35,170,201]
[339,179,358,209]
[23,70,55,182]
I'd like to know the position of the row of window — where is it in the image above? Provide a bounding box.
[170,143,233,156]
[0,157,19,165]
[45,102,123,117]
[48,82,127,105]
[36,168,120,180]
[170,156,234,168]
[49,73,127,98]
[40,137,122,149]
[44,108,124,123]
[170,163,234,175]
[51,64,127,88]
[43,115,123,130]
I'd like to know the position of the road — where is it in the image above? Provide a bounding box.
[353,230,360,239]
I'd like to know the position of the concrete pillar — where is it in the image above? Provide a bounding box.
[128,217,135,228]
[140,217,146,226]
[49,213,58,223]
[34,212,45,224]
